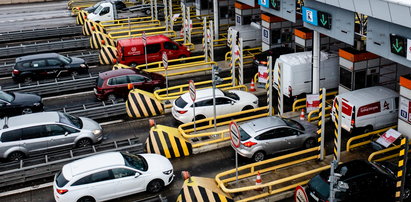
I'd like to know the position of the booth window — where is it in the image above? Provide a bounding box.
[340,67,352,90]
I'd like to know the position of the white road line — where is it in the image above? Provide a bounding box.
[0,76,12,80]
[0,182,53,197]
[42,90,94,101]
[100,119,124,126]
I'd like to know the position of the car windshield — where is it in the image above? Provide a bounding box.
[283,118,304,131]
[121,152,148,171]
[308,175,329,199]
[222,90,239,100]
[55,171,69,187]
[58,112,82,129]
[58,55,71,64]
[96,77,104,88]
[175,97,188,108]
[239,127,251,141]
[93,5,103,14]
[0,91,14,102]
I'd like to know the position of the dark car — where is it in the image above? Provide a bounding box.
[253,46,294,67]
[12,53,89,83]
[0,90,43,117]
[94,68,165,101]
[84,0,126,13]
[306,160,411,202]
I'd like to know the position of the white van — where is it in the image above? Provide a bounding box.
[332,86,399,133]
[274,51,339,98]
[227,22,262,49]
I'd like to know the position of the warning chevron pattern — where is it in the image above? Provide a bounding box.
[333,101,339,161]
[82,20,98,36]
[145,125,192,158]
[277,63,282,115]
[316,89,324,159]
[99,45,117,65]
[177,177,233,202]
[91,31,115,49]
[76,10,87,25]
[395,137,408,200]
[126,89,164,118]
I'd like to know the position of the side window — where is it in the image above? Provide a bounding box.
[72,175,92,186]
[195,99,213,107]
[90,170,114,183]
[215,97,232,105]
[45,124,67,136]
[146,44,161,54]
[17,62,30,68]
[30,60,46,68]
[1,129,22,142]
[111,76,129,85]
[284,128,301,136]
[164,42,178,50]
[47,59,62,66]
[21,126,46,140]
[256,130,275,140]
[275,128,295,138]
[60,125,79,133]
[100,7,110,15]
[112,168,136,179]
[128,75,145,83]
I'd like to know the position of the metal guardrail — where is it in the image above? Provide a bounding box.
[53,100,127,120]
[0,138,142,189]
[346,126,397,153]
[0,37,90,58]
[292,91,338,112]
[0,26,82,43]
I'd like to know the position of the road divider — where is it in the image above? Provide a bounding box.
[126,89,164,118]
[146,125,192,158]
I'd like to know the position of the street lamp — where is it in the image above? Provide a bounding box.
[212,64,223,130]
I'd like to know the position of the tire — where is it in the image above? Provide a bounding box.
[22,107,33,114]
[71,71,79,77]
[23,76,33,84]
[7,151,25,161]
[304,138,316,149]
[252,151,265,162]
[193,115,206,121]
[178,55,187,63]
[76,138,92,148]
[363,126,373,134]
[146,179,164,193]
[242,105,254,111]
[107,94,117,102]
[145,9,151,16]
[77,196,95,202]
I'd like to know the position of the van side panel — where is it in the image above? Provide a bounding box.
[319,56,339,90]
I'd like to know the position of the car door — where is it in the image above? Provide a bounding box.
[0,99,12,116]
[20,125,49,154]
[83,169,116,201]
[255,129,280,155]
[146,43,162,63]
[45,124,78,149]
[109,75,130,98]
[163,41,180,60]
[128,74,150,91]
[29,59,49,79]
[194,99,214,118]
[46,58,64,77]
[280,128,302,150]
[215,97,234,116]
[380,98,396,129]
[111,167,143,197]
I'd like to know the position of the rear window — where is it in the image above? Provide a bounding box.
[55,171,69,187]
[175,97,188,108]
[282,118,304,131]
[239,127,251,141]
[96,77,104,87]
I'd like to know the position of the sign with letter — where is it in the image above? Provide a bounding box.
[189,80,196,101]
[376,129,402,148]
[258,65,268,83]
[142,31,147,46]
[294,185,308,202]
[407,39,411,61]
[306,94,320,113]
[400,96,411,124]
[162,52,168,70]
[262,27,270,44]
[230,121,240,148]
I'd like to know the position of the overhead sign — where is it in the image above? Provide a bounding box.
[302,6,318,26]
[317,11,332,29]
[390,34,406,57]
[229,121,240,148]
[162,52,168,70]
[295,185,308,202]
[270,0,280,10]
[189,80,196,101]
[400,96,411,124]
[142,31,147,46]
[258,0,269,8]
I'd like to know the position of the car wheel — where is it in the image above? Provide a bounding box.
[71,71,79,77]
[178,55,187,63]
[107,94,117,102]
[23,76,33,84]
[7,151,25,161]
[363,126,373,134]
[22,107,33,114]
[252,151,265,162]
[147,179,164,193]
[77,196,95,202]
[145,9,151,16]
[304,138,316,149]
[193,114,206,121]
[76,138,92,148]
[242,105,254,111]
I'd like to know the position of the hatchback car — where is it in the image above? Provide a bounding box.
[0,111,102,161]
[94,68,165,101]
[53,152,174,202]
[306,160,411,202]
[232,116,317,162]
[172,88,258,123]
[12,53,88,83]
[0,90,43,117]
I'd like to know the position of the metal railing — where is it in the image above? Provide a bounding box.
[346,126,397,152]
[225,47,262,64]
[0,26,82,43]
[292,91,337,112]
[50,100,127,120]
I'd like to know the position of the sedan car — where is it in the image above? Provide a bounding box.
[94,68,165,101]
[306,160,411,202]
[0,90,43,117]
[172,88,258,123]
[232,116,317,162]
[53,152,174,202]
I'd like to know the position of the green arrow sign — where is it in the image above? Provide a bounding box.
[393,39,403,53]
[390,34,406,57]
[317,11,331,29]
[320,14,327,26]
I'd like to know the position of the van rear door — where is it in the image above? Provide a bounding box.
[341,100,354,132]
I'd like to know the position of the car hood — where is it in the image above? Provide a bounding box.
[79,117,101,131]
[11,92,41,106]
[141,153,173,172]
[69,57,85,66]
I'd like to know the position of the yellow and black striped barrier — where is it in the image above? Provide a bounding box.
[146,125,192,158]
[126,89,164,118]
[91,31,115,49]
[82,19,99,36]
[333,101,340,161]
[76,10,87,25]
[395,137,408,201]
[177,177,234,202]
[277,62,282,115]
[99,45,117,65]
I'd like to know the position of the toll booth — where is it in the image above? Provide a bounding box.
[261,13,302,51]
[399,75,411,137]
[234,2,260,26]
[194,0,235,25]
[294,27,344,52]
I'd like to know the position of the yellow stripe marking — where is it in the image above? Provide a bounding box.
[180,137,190,156]
[168,132,181,157]
[205,189,216,202]
[192,186,204,202]
[135,94,149,117]
[150,130,161,155]
[129,94,141,117]
[157,130,171,158]
[144,95,157,115]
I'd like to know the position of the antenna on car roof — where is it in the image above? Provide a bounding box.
[3,116,8,129]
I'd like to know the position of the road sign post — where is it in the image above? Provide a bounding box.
[295,185,308,202]
[162,52,168,96]
[189,80,196,132]
[230,121,240,185]
[143,31,148,69]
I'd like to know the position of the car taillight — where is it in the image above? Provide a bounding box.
[243,141,257,147]
[177,110,187,114]
[288,86,292,97]
[56,188,68,195]
[260,61,267,65]
[12,69,20,75]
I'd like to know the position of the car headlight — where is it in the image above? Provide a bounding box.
[33,102,41,106]
[253,100,258,104]
[80,64,87,68]
[93,129,102,135]
[163,169,173,175]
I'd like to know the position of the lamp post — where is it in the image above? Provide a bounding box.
[212,64,223,130]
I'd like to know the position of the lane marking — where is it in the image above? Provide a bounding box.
[0,182,53,197]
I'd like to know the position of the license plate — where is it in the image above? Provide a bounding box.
[310,192,319,201]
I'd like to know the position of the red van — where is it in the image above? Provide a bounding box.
[117,35,191,67]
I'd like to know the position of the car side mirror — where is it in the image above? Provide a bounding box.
[231,101,235,105]
[64,132,69,136]
[134,172,141,178]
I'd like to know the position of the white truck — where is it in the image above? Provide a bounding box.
[227,22,262,49]
[87,2,164,22]
[274,51,339,98]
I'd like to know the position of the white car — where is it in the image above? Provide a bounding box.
[53,152,174,202]
[172,88,258,123]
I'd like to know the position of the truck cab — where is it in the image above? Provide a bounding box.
[87,2,118,22]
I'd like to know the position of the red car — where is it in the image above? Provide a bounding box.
[94,68,165,101]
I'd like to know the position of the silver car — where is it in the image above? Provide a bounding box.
[0,111,103,161]
[232,116,317,162]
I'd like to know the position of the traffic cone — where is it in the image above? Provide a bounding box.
[249,79,256,92]
[255,171,263,191]
[300,109,305,120]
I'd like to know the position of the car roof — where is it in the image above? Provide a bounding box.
[336,160,376,180]
[0,112,60,129]
[240,116,286,135]
[337,86,398,107]
[16,53,61,62]
[62,152,125,181]
[98,68,137,79]
[180,88,224,103]
[118,35,171,47]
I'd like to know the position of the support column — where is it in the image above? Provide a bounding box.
[213,0,219,40]
[312,30,320,95]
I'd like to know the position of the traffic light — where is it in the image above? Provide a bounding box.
[317,11,331,29]
[390,34,406,57]
[270,0,280,11]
